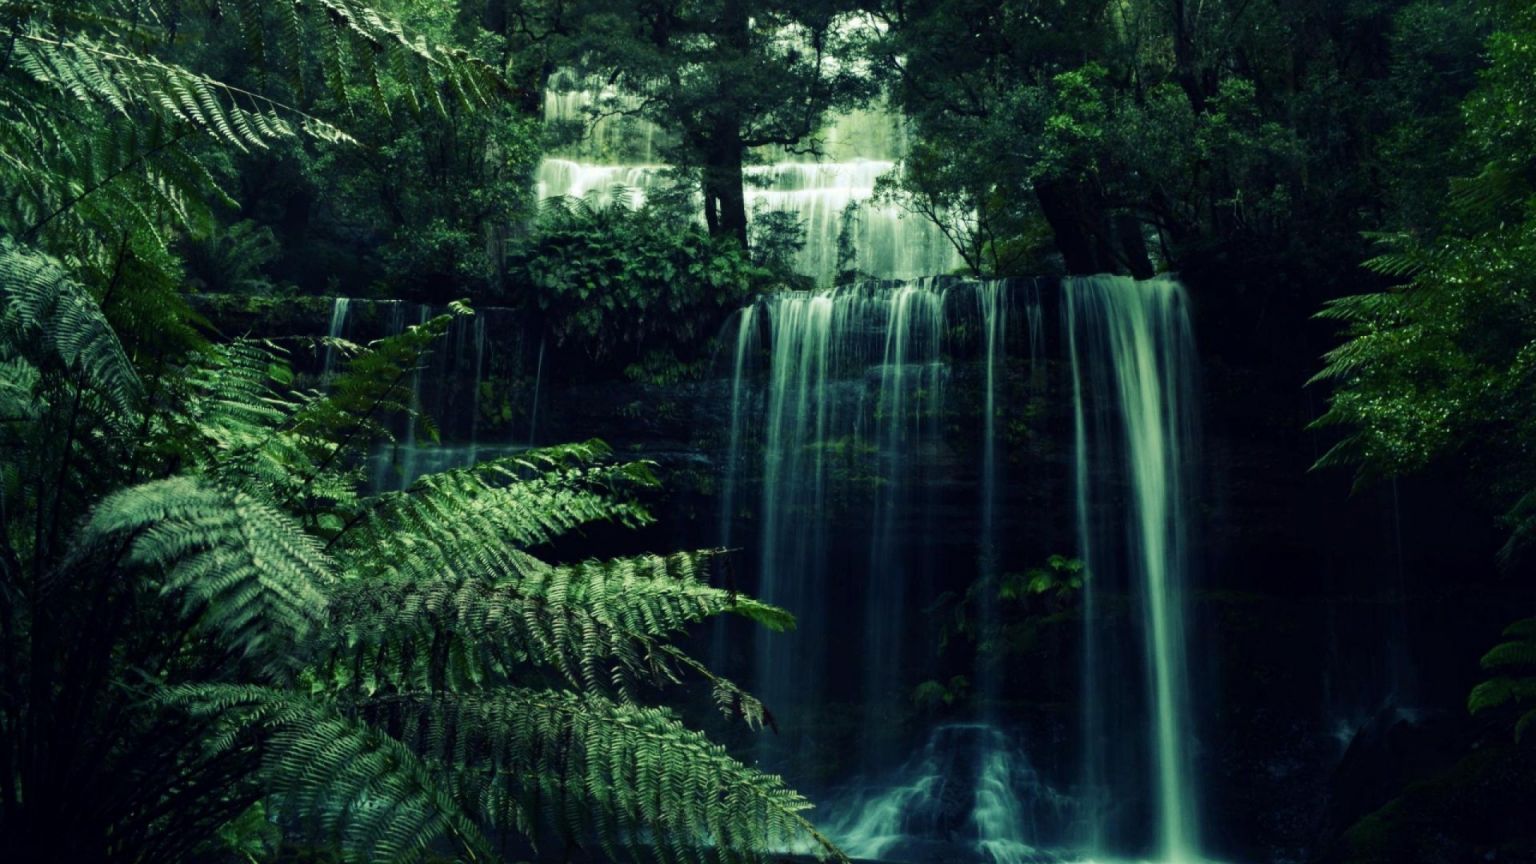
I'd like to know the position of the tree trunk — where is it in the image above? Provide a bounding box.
[702,123,749,249]
[1113,212,1155,279]
[1034,178,1153,277]
[700,0,751,250]
[1171,0,1208,113]
[1034,178,1108,274]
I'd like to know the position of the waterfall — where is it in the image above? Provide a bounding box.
[322,297,350,381]
[753,288,837,735]
[398,305,431,488]
[718,306,759,553]
[865,283,947,732]
[1066,275,1202,861]
[527,334,545,448]
[534,158,963,283]
[731,281,957,763]
[538,77,962,284]
[828,724,1074,864]
[468,315,486,463]
[976,281,1009,711]
[336,302,529,492]
[714,307,761,666]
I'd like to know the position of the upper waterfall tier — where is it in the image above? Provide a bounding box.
[544,78,908,164]
[540,78,959,283]
[535,157,964,283]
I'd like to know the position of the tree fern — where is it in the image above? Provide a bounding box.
[161,684,495,864]
[0,2,845,860]
[1470,618,1536,742]
[327,547,790,704]
[359,688,842,863]
[74,476,332,666]
[3,202,837,864]
[0,237,141,416]
[0,0,505,343]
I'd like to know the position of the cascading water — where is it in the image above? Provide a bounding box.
[556,52,1213,856]
[864,284,947,732]
[355,301,530,491]
[322,297,350,381]
[828,724,1074,864]
[719,280,961,761]
[733,280,976,756]
[538,78,961,283]
[527,334,545,447]
[394,304,431,489]
[535,158,962,282]
[976,281,1009,710]
[468,315,486,462]
[717,306,759,557]
[1066,275,1202,862]
[720,279,1083,860]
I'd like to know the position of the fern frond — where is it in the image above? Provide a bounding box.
[1481,638,1536,671]
[14,32,345,148]
[1503,618,1536,640]
[74,477,332,661]
[331,454,657,579]
[290,307,461,455]
[1518,708,1536,744]
[374,688,846,863]
[161,684,494,864]
[0,357,42,423]
[0,237,140,416]
[328,548,791,700]
[1467,676,1536,714]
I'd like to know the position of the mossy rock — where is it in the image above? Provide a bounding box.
[1342,742,1536,863]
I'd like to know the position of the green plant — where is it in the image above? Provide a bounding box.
[510,200,759,362]
[1311,0,1536,747]
[0,4,840,858]
[1469,618,1536,742]
[0,255,844,860]
[0,0,500,301]
[1002,554,1086,602]
[748,206,809,285]
[180,220,286,296]
[929,554,1086,658]
[911,676,972,712]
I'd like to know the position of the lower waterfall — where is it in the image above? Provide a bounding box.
[721,275,1207,862]
[1067,275,1202,861]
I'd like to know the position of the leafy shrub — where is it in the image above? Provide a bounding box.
[509,201,759,361]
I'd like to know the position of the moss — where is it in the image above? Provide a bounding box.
[1343,743,1536,864]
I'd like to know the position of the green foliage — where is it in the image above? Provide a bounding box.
[872,0,1483,281]
[1311,3,1536,549]
[77,476,332,662]
[911,676,971,712]
[0,3,838,856]
[181,220,286,296]
[929,554,1086,659]
[1312,2,1536,745]
[748,208,810,286]
[0,0,502,302]
[509,201,759,361]
[0,238,141,417]
[1,260,841,861]
[1469,618,1536,743]
[1001,554,1085,602]
[303,15,542,299]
